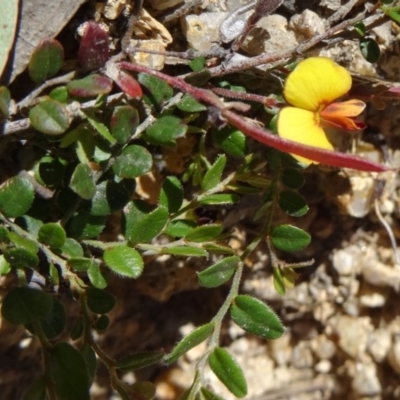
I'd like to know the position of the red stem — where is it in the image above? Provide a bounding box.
[118,61,389,173]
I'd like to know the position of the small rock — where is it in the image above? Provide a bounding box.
[332,247,360,276]
[183,12,229,52]
[103,0,128,20]
[291,341,313,369]
[311,335,337,360]
[359,285,387,308]
[289,10,325,40]
[328,315,371,358]
[128,39,167,70]
[315,359,332,373]
[268,333,292,366]
[320,0,341,10]
[367,328,391,363]
[351,359,382,397]
[241,14,298,56]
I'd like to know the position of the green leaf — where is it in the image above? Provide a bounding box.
[124,201,169,243]
[90,180,131,216]
[272,266,286,296]
[165,219,197,238]
[4,248,39,269]
[0,0,19,80]
[85,111,116,144]
[162,246,208,257]
[80,343,97,384]
[117,350,164,371]
[50,86,69,102]
[138,73,173,107]
[164,322,214,365]
[198,194,239,205]
[8,231,39,253]
[2,287,53,325]
[68,257,95,272]
[159,176,183,213]
[278,190,308,217]
[68,212,106,239]
[381,4,400,24]
[354,22,366,37]
[86,287,116,314]
[270,224,311,252]
[202,155,226,191]
[144,115,187,145]
[35,155,66,187]
[0,176,34,217]
[360,37,380,63]
[230,295,285,340]
[0,255,11,275]
[38,223,66,248]
[67,74,113,97]
[60,238,84,258]
[69,163,96,200]
[188,57,206,71]
[0,225,9,242]
[281,168,304,189]
[208,347,247,398]
[113,145,153,178]
[26,296,66,339]
[29,39,64,83]
[184,224,223,242]
[103,246,144,278]
[177,94,207,112]
[200,387,225,400]
[110,105,139,144]
[212,127,248,157]
[198,256,239,288]
[49,342,90,400]
[87,262,107,289]
[29,99,70,135]
[70,317,84,340]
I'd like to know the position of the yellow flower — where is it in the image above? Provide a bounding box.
[277,57,366,165]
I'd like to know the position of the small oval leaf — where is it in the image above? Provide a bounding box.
[29,39,64,83]
[86,287,116,314]
[69,163,96,200]
[29,99,70,135]
[208,347,247,398]
[230,295,285,340]
[198,256,240,288]
[38,223,66,248]
[49,342,90,400]
[113,145,153,178]
[0,176,34,217]
[270,224,311,252]
[202,155,226,191]
[184,224,223,242]
[278,190,308,217]
[2,287,53,325]
[164,322,214,365]
[103,246,144,278]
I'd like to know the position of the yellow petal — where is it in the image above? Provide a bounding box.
[277,107,334,165]
[284,57,352,111]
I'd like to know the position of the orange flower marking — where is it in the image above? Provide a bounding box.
[277,57,366,164]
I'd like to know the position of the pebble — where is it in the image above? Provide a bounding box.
[351,359,382,397]
[367,328,391,363]
[289,10,324,40]
[183,12,229,51]
[241,14,297,55]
